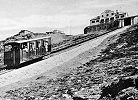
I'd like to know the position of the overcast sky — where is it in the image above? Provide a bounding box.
[0,0,138,40]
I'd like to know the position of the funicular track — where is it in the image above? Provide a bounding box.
[0,28,121,75]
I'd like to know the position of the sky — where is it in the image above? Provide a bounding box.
[0,0,138,40]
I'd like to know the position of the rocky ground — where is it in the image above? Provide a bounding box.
[0,25,138,100]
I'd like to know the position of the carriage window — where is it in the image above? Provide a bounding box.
[44,41,48,51]
[29,42,34,50]
[21,43,27,49]
[4,45,12,52]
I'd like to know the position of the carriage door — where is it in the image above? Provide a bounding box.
[47,37,51,52]
[4,44,14,67]
[13,45,20,67]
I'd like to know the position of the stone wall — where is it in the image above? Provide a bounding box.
[84,20,119,34]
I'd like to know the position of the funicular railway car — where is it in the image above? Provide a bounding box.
[4,36,51,68]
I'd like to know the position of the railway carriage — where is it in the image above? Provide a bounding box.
[4,36,51,68]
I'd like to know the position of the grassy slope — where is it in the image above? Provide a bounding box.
[2,24,138,100]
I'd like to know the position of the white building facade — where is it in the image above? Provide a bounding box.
[90,10,128,26]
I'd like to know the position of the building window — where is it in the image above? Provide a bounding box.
[97,16,100,19]
[102,15,104,17]
[96,20,99,22]
[111,13,114,15]
[121,15,124,18]
[92,21,95,23]
[116,16,119,19]
[106,14,109,16]
[110,17,114,22]
[105,18,109,23]
[100,19,104,23]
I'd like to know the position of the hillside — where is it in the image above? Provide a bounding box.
[1,24,138,100]
[0,30,71,50]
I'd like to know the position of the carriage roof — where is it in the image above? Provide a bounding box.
[4,36,51,46]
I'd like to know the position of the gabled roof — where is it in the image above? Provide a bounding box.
[101,10,114,14]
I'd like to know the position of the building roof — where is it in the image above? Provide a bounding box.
[90,16,100,21]
[118,15,138,20]
[102,10,113,14]
[4,36,51,46]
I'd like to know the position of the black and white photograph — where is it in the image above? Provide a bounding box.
[0,0,138,100]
